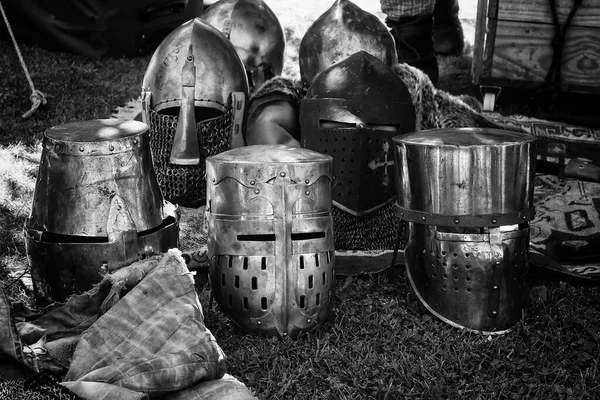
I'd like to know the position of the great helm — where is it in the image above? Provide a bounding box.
[200,0,286,93]
[141,18,249,208]
[25,119,179,305]
[206,145,335,338]
[300,51,415,250]
[393,128,537,334]
[299,0,398,89]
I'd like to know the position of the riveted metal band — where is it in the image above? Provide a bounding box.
[396,204,535,227]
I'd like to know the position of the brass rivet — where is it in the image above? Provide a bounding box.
[492,219,497,224]
[522,215,527,220]
[212,178,216,183]
[454,219,459,224]
[109,144,114,151]
[305,190,310,196]
[305,179,309,184]
[307,318,312,323]
[132,139,138,145]
[280,171,286,177]
[492,311,498,315]
[254,189,260,194]
[250,180,255,185]
[257,321,261,325]
[493,285,498,289]
[422,216,426,221]
[79,146,84,152]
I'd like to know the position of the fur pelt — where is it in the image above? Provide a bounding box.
[250,62,507,132]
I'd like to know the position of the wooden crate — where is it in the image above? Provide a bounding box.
[472,0,600,110]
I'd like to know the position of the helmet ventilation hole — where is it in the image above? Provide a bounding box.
[243,297,249,310]
[299,255,305,269]
[234,275,240,288]
[221,274,226,287]
[315,293,321,306]
[315,254,320,267]
[228,256,233,268]
[322,272,327,285]
[261,257,267,270]
[228,294,233,307]
[261,297,268,310]
[243,257,248,270]
[308,275,314,289]
[300,295,305,309]
[252,277,258,290]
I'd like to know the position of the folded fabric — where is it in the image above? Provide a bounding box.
[1,249,257,399]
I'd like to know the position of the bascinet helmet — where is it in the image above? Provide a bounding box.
[200,0,286,93]
[393,128,537,334]
[25,119,179,305]
[142,18,249,208]
[299,0,397,89]
[206,145,335,338]
[300,51,415,218]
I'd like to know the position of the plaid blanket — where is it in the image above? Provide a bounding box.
[0,249,256,399]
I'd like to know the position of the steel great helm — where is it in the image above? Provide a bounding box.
[25,119,179,305]
[299,0,398,90]
[142,18,249,208]
[200,0,285,93]
[393,128,537,334]
[206,145,335,338]
[300,51,415,227]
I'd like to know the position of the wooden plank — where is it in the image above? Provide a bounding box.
[490,20,600,89]
[497,0,600,28]
[472,0,491,84]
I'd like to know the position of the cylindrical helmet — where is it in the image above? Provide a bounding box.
[25,119,179,305]
[393,128,537,334]
[300,51,415,250]
[206,145,335,338]
[141,17,249,208]
[299,0,397,89]
[200,0,286,93]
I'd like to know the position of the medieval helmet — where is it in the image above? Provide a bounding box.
[200,0,286,93]
[25,119,179,305]
[141,17,249,208]
[300,51,415,221]
[206,145,335,338]
[299,0,398,89]
[393,128,537,334]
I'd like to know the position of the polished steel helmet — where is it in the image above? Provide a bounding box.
[206,145,335,338]
[299,0,397,89]
[25,119,179,305]
[141,17,249,208]
[393,128,537,334]
[301,51,415,221]
[200,0,286,93]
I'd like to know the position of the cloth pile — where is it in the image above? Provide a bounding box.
[0,249,257,400]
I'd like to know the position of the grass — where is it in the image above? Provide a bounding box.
[1,18,600,400]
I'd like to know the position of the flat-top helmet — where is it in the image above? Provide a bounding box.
[142,17,249,208]
[299,0,397,89]
[201,0,286,93]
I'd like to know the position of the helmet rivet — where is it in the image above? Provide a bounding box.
[522,215,527,220]
[422,216,426,221]
[493,285,498,290]
[305,179,309,184]
[257,321,261,325]
[212,178,216,183]
[492,311,498,315]
[454,219,459,224]
[305,190,310,196]
[132,139,138,145]
[79,146,84,152]
[54,144,60,151]
[109,144,114,151]
[254,189,260,194]
[492,219,497,224]
[280,171,286,177]
[283,332,288,337]
[496,261,501,265]
[250,180,255,185]
[307,318,312,323]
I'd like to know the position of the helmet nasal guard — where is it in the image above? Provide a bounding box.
[206,145,335,338]
[142,18,249,208]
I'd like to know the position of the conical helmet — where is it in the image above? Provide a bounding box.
[201,0,286,93]
[141,18,249,208]
[299,0,397,89]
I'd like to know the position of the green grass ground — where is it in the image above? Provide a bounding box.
[1,10,600,400]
